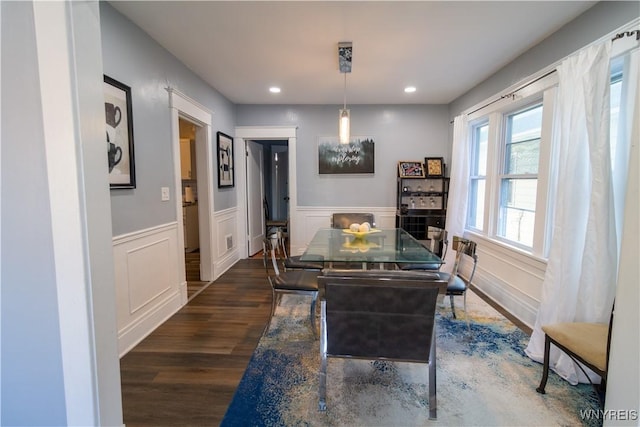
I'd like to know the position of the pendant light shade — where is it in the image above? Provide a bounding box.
[338,42,352,144]
[339,108,350,144]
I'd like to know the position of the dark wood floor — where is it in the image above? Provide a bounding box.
[185,250,210,301]
[120,258,272,427]
[120,257,530,426]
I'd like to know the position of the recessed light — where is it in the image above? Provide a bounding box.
[269,87,281,94]
[404,86,417,93]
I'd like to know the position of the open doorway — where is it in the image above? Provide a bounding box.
[168,89,215,303]
[235,126,297,261]
[246,139,289,258]
[178,118,209,300]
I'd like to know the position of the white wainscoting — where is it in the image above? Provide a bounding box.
[465,233,547,328]
[113,223,182,357]
[110,211,544,355]
[213,206,242,280]
[113,210,243,357]
[213,207,246,280]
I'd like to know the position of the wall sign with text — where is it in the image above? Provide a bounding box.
[318,136,375,174]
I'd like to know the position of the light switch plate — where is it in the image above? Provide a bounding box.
[161,187,170,201]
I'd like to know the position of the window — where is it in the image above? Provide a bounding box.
[497,104,543,247]
[468,122,488,230]
[464,50,632,258]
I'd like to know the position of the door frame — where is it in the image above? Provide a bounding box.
[235,126,297,258]
[168,89,215,300]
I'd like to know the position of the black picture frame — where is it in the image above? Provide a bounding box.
[398,161,425,178]
[104,75,136,189]
[217,131,234,188]
[424,157,445,177]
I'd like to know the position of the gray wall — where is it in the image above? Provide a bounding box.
[449,1,639,117]
[1,3,67,424]
[100,3,237,235]
[237,104,449,207]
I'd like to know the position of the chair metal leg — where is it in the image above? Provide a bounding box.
[536,334,551,394]
[428,325,437,420]
[463,291,470,334]
[310,292,318,339]
[449,295,457,319]
[318,300,327,411]
[263,288,278,336]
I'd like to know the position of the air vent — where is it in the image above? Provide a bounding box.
[226,234,233,250]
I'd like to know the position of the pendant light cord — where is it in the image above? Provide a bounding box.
[343,73,347,109]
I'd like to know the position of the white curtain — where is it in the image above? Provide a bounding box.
[443,114,470,273]
[525,42,618,384]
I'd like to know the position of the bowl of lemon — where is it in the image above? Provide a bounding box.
[342,222,381,239]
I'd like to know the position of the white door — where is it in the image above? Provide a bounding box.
[246,140,265,256]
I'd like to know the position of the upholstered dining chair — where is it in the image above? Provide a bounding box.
[262,238,320,337]
[436,236,478,330]
[536,306,614,407]
[269,229,324,271]
[331,212,376,229]
[317,269,447,419]
[398,228,448,271]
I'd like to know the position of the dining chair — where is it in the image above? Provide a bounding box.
[398,228,448,271]
[262,238,320,337]
[317,269,447,419]
[330,212,376,229]
[263,197,288,237]
[436,236,477,331]
[269,228,324,271]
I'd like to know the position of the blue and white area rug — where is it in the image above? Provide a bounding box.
[222,291,600,426]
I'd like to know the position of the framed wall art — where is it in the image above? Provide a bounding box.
[318,136,375,174]
[104,75,136,189]
[424,157,445,177]
[217,131,234,187]
[398,161,425,178]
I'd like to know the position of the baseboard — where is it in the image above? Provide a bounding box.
[117,289,182,357]
[214,248,241,280]
[474,270,538,329]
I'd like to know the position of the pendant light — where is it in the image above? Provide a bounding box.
[338,42,352,144]
[339,73,350,144]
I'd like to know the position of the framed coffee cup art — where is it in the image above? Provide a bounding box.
[104,75,136,189]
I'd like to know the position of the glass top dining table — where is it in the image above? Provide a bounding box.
[299,228,443,267]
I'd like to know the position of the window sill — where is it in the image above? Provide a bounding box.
[464,230,548,271]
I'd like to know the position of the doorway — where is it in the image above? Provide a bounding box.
[246,140,289,258]
[178,118,209,300]
[235,126,298,261]
[169,89,215,303]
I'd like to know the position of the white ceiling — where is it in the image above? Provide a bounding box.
[109,1,596,105]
